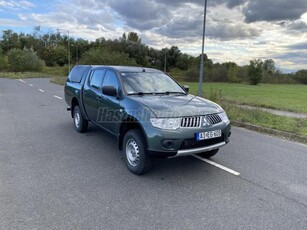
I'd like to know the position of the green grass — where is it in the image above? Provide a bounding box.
[223,103,307,136]
[183,82,307,114]
[0,71,53,79]
[0,66,68,79]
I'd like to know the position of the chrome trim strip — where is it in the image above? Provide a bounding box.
[174,142,226,157]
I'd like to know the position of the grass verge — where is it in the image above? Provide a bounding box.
[0,71,54,79]
[0,66,67,80]
[50,76,67,85]
[223,103,307,140]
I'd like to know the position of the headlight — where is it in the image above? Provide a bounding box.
[150,118,181,130]
[219,111,230,124]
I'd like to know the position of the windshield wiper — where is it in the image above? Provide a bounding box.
[163,91,187,95]
[128,92,155,96]
[128,91,186,96]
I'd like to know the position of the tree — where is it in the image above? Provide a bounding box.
[262,59,276,83]
[263,59,276,75]
[7,48,45,72]
[127,32,141,44]
[1,30,21,53]
[248,59,263,85]
[80,47,137,66]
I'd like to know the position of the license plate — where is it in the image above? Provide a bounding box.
[196,130,221,141]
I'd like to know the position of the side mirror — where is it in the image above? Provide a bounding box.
[102,85,117,97]
[182,85,189,93]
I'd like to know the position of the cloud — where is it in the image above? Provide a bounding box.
[286,20,307,31]
[0,0,34,10]
[207,23,260,40]
[287,42,307,50]
[243,0,307,23]
[109,0,171,30]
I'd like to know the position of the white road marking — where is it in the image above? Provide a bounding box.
[19,79,26,83]
[38,89,45,92]
[29,84,33,87]
[193,155,240,176]
[53,95,62,100]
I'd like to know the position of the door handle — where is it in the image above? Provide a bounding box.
[96,96,103,101]
[83,90,87,95]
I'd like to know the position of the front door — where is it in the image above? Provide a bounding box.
[97,70,123,135]
[83,69,105,122]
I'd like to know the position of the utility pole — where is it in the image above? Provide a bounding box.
[57,29,70,72]
[198,0,208,97]
[164,51,167,72]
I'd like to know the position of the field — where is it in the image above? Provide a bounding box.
[185,82,307,114]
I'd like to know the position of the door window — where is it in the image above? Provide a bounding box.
[102,70,119,88]
[89,69,105,89]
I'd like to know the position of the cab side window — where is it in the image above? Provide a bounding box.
[89,69,105,89]
[102,70,119,88]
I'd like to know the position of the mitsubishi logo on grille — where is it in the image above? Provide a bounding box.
[202,116,211,126]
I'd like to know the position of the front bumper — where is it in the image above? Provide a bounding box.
[176,141,226,157]
[144,122,231,158]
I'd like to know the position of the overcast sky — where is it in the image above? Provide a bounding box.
[0,0,306,72]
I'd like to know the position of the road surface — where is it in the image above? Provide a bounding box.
[0,78,306,230]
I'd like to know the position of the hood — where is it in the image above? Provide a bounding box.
[131,94,223,117]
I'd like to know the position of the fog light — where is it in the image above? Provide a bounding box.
[161,140,174,149]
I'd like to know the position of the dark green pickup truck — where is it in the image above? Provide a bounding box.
[65,65,231,174]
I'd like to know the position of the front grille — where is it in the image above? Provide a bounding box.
[205,114,222,125]
[181,116,201,128]
[179,135,224,150]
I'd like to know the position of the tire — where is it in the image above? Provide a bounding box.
[73,105,88,133]
[123,130,152,175]
[197,149,219,158]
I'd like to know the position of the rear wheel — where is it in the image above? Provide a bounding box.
[123,130,152,175]
[197,149,219,158]
[73,105,88,133]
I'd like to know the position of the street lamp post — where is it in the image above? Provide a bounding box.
[57,28,70,72]
[198,0,208,97]
[164,51,167,72]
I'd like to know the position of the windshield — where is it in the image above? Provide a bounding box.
[120,72,186,95]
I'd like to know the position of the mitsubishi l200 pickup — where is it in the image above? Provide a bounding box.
[64,65,231,174]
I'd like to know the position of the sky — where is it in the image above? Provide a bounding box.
[0,0,307,72]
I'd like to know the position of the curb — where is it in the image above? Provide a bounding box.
[231,121,307,144]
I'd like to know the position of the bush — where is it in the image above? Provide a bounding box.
[294,70,307,84]
[184,66,199,82]
[0,56,9,70]
[80,48,137,66]
[0,47,9,70]
[7,48,45,72]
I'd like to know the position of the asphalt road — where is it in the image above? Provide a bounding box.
[0,78,306,230]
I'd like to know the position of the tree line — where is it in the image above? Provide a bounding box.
[0,28,306,85]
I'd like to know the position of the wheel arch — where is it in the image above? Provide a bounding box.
[118,117,148,151]
[71,97,79,118]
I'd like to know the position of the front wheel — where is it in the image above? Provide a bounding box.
[73,105,88,133]
[197,149,219,158]
[123,130,152,175]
